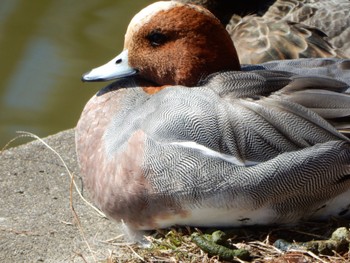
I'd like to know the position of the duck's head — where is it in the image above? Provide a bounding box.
[82,1,240,87]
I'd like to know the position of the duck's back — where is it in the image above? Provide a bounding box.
[242,58,350,85]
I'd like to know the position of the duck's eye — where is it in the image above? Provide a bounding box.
[147,31,167,47]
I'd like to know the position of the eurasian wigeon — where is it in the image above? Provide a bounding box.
[178,0,350,63]
[76,1,350,231]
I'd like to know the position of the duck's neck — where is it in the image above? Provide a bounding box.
[142,85,169,95]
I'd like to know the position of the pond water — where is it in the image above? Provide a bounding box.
[0,0,152,148]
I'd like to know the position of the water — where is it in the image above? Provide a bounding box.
[0,0,152,148]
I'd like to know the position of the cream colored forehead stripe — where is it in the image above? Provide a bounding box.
[123,1,216,48]
[124,1,178,48]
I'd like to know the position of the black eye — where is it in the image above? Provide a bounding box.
[147,31,167,47]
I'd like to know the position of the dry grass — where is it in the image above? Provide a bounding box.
[103,219,350,262]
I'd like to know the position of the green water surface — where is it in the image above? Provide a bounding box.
[0,0,152,147]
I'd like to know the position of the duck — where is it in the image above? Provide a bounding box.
[176,0,350,63]
[263,0,350,57]
[76,1,350,231]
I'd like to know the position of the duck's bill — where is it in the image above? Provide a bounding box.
[81,50,137,82]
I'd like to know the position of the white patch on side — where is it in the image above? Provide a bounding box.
[309,189,350,219]
[156,206,278,229]
[171,141,258,166]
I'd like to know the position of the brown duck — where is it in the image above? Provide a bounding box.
[177,0,350,63]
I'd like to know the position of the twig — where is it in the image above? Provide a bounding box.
[306,250,328,263]
[11,131,100,261]
[15,131,106,218]
[103,234,125,243]
[126,244,145,262]
[1,133,33,152]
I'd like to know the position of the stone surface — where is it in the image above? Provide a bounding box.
[0,129,130,262]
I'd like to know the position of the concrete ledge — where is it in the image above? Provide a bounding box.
[0,129,128,262]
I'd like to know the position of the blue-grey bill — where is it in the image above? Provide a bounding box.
[82,49,137,82]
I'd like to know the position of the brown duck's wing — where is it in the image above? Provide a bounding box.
[264,0,350,57]
[263,0,309,21]
[227,15,344,64]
